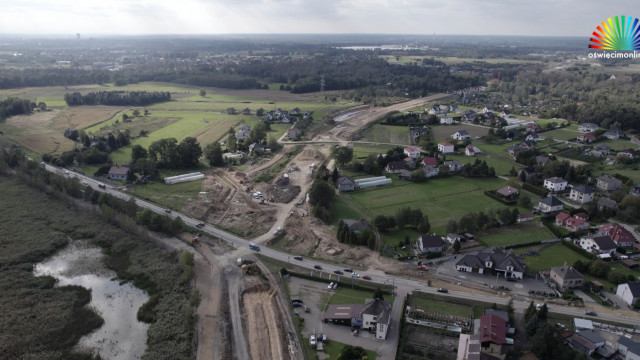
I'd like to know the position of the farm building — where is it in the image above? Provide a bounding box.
[108,166,129,180]
[354,177,392,189]
[336,176,356,192]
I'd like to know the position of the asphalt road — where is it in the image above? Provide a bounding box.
[42,164,640,328]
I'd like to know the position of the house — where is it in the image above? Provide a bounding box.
[404,146,421,159]
[618,149,638,159]
[550,265,584,290]
[517,213,534,223]
[447,233,463,244]
[604,128,624,140]
[241,108,251,115]
[518,140,535,150]
[569,330,605,356]
[597,197,619,211]
[280,114,291,124]
[525,132,541,142]
[478,314,506,351]
[578,123,599,133]
[290,107,301,116]
[457,334,481,360]
[398,169,412,180]
[227,107,237,115]
[555,212,590,232]
[385,161,406,173]
[535,156,550,167]
[590,144,610,157]
[507,145,522,158]
[496,186,519,201]
[574,212,589,221]
[569,185,595,204]
[452,130,471,140]
[287,128,301,141]
[343,219,370,234]
[361,298,391,339]
[580,235,618,255]
[597,174,622,191]
[631,185,640,197]
[336,176,355,192]
[465,145,481,156]
[422,166,439,178]
[526,122,541,133]
[107,166,129,180]
[461,110,476,122]
[439,104,450,113]
[616,282,640,307]
[444,160,463,172]
[248,142,268,155]
[617,336,640,360]
[440,115,454,125]
[404,157,416,170]
[599,223,635,247]
[455,247,526,279]
[236,125,251,140]
[422,157,437,167]
[622,259,639,269]
[537,196,564,214]
[416,235,445,253]
[438,142,455,154]
[543,177,568,192]
[411,126,429,141]
[428,106,442,115]
[577,133,596,143]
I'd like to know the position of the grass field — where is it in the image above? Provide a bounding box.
[542,128,580,141]
[407,293,474,317]
[346,176,514,233]
[132,178,204,210]
[327,287,389,307]
[322,340,377,360]
[361,124,412,145]
[430,124,489,142]
[523,243,589,272]
[479,222,554,247]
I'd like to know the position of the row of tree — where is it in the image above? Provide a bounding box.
[64,91,171,106]
[374,207,430,234]
[446,207,520,235]
[336,220,375,250]
[0,97,32,120]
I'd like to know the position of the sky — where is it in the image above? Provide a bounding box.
[0,0,638,37]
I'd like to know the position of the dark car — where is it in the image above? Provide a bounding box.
[437,288,448,293]
[585,311,597,316]
[314,265,322,270]
[333,270,344,275]
[343,268,353,273]
[293,256,303,261]
[362,275,371,280]
[292,302,302,308]
[195,223,205,228]
[506,277,516,282]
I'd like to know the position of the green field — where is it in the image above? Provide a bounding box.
[523,243,589,272]
[345,176,515,233]
[407,293,473,317]
[362,124,412,145]
[543,128,580,141]
[479,222,554,247]
[327,287,389,307]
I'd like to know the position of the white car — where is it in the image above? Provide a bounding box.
[82,180,88,185]
[351,273,360,278]
[327,282,334,289]
[310,335,316,346]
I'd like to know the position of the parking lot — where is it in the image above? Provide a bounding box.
[286,276,397,358]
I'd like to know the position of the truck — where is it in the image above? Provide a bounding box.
[98,183,106,189]
[249,242,260,251]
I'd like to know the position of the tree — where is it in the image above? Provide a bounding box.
[122,113,129,121]
[199,89,206,97]
[538,303,548,320]
[526,313,540,336]
[149,138,179,168]
[177,137,202,168]
[144,109,149,116]
[374,215,396,232]
[249,122,267,144]
[256,108,264,117]
[331,168,339,183]
[130,144,148,165]
[525,301,537,322]
[409,169,427,183]
[519,194,532,209]
[132,109,140,117]
[417,215,431,233]
[333,146,353,166]
[446,219,458,234]
[372,288,384,300]
[204,142,224,166]
[339,346,368,360]
[37,102,47,110]
[267,136,281,152]
[309,180,333,209]
[227,131,238,153]
[363,153,380,175]
[509,166,517,177]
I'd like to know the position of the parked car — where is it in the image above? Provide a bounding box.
[196,223,205,228]
[332,283,338,290]
[327,282,334,289]
[585,311,597,316]
[304,305,310,313]
[291,298,302,305]
[164,209,171,213]
[314,265,322,270]
[82,180,88,185]
[352,329,359,336]
[506,277,516,282]
[333,270,344,275]
[293,256,303,261]
[322,334,327,343]
[292,302,302,308]
[437,288,448,293]
[362,275,371,280]
[310,335,316,347]
[351,272,360,278]
[343,268,353,273]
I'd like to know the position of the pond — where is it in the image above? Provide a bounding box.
[34,241,149,360]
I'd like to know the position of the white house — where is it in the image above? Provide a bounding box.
[107,166,129,180]
[440,115,454,125]
[579,235,617,255]
[360,299,391,339]
[578,123,599,133]
[465,145,481,156]
[438,142,455,154]
[452,129,471,140]
[416,235,445,253]
[617,336,640,360]
[543,177,568,192]
[616,282,640,307]
[570,185,595,204]
[537,196,564,214]
[404,146,421,159]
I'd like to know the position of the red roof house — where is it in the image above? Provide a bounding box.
[599,223,636,247]
[479,314,506,346]
[422,157,437,166]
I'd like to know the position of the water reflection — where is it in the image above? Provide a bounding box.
[34,241,149,360]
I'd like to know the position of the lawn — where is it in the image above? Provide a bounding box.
[330,196,367,225]
[523,243,590,272]
[430,124,489,142]
[346,176,515,233]
[407,294,474,317]
[327,287,389,308]
[323,340,377,360]
[479,222,555,247]
[362,124,412,145]
[131,178,203,210]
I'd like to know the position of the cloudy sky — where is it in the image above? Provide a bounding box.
[0,0,637,37]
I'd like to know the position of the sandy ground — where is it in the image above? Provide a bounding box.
[243,288,286,360]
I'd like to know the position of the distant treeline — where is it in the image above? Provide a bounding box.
[0,68,111,89]
[64,91,171,106]
[0,97,32,120]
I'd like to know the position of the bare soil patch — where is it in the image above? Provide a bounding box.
[52,106,128,131]
[242,282,290,360]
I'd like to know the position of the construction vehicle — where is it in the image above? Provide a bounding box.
[417,264,429,271]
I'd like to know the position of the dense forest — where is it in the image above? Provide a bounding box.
[64,91,171,106]
[0,97,32,120]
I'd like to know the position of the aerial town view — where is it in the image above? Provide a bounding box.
[1,1,640,360]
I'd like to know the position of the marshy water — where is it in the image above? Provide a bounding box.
[33,241,149,360]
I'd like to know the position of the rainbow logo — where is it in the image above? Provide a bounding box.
[588,15,640,50]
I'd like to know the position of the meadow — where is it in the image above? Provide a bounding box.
[479,222,554,247]
[361,124,412,145]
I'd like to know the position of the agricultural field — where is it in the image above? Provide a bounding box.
[345,176,515,233]
[361,124,412,145]
[478,222,554,248]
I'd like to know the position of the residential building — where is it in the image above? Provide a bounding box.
[447,233,463,244]
[519,140,535,150]
[517,213,534,223]
[107,166,129,180]
[526,133,541,142]
[241,108,251,115]
[336,176,355,192]
[537,196,564,214]
[578,123,599,133]
[360,298,391,339]
[597,197,619,211]
[507,145,522,158]
[455,247,525,279]
[580,235,618,255]
[422,157,437,167]
[444,160,463,172]
[618,149,638,160]
[438,142,455,154]
[577,133,596,143]
[286,128,301,141]
[569,185,595,204]
[236,125,251,140]
[496,186,519,201]
[410,126,429,141]
[599,223,635,247]
[416,235,445,253]
[604,128,624,140]
[543,177,568,192]
[342,219,370,234]
[478,314,506,355]
[555,212,590,232]
[465,145,481,156]
[404,146,421,159]
[616,282,640,307]
[404,157,416,170]
[631,185,640,197]
[597,175,622,191]
[550,265,584,290]
[440,115,454,125]
[398,169,412,180]
[385,161,406,173]
[526,122,541,133]
[617,336,640,360]
[248,142,267,155]
[461,110,476,122]
[535,156,550,167]
[422,166,439,178]
[452,130,471,140]
[569,330,605,356]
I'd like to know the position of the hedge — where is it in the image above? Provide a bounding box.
[522,182,548,197]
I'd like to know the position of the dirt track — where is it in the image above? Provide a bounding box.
[244,288,287,360]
